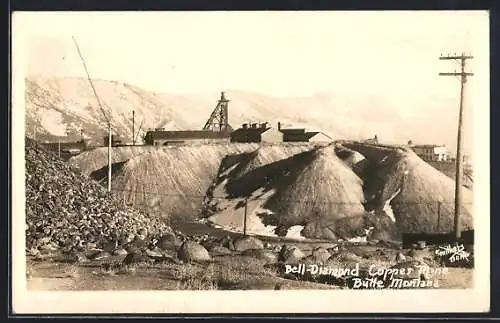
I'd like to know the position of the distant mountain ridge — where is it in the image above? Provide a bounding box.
[24,75,470,154]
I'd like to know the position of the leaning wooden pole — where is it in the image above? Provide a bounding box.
[72,35,112,192]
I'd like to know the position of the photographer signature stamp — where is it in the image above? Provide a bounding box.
[435,244,471,263]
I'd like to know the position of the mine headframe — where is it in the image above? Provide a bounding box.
[203,91,231,132]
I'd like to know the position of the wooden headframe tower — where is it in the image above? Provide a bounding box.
[203,92,230,132]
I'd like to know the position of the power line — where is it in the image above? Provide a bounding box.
[108,187,472,205]
[72,36,113,192]
[71,37,110,125]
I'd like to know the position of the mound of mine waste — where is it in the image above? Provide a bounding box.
[25,138,171,252]
[71,143,317,222]
[363,147,474,234]
[203,145,369,240]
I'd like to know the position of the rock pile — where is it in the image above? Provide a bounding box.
[25,138,172,252]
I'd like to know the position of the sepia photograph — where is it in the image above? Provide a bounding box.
[11,10,490,313]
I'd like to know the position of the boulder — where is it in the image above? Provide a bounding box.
[145,248,164,259]
[177,241,211,262]
[412,241,426,250]
[210,245,232,256]
[233,236,264,252]
[128,236,149,251]
[219,235,233,248]
[278,245,305,264]
[242,249,278,264]
[102,240,118,253]
[113,248,128,256]
[408,248,440,267]
[311,247,331,263]
[157,233,182,251]
[395,252,406,263]
[334,251,363,263]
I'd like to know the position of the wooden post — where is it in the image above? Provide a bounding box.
[437,201,441,232]
[243,197,248,236]
[107,124,112,192]
[132,110,135,146]
[58,140,61,158]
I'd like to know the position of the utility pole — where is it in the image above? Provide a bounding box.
[132,110,135,146]
[72,36,113,192]
[439,52,473,240]
[108,124,112,192]
[58,140,61,158]
[243,197,248,236]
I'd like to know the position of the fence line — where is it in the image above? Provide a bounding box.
[109,187,473,206]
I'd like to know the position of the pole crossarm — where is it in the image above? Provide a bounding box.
[439,55,473,60]
[439,72,474,76]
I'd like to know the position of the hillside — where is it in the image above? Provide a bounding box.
[25,75,471,154]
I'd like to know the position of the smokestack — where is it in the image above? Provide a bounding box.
[278,122,281,130]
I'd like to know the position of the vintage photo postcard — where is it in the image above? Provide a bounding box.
[11,10,490,314]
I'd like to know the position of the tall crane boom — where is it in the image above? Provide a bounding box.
[203,92,231,132]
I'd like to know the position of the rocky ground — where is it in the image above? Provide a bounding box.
[26,232,474,290]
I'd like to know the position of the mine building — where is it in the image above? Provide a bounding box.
[40,139,89,160]
[277,122,332,143]
[362,135,379,145]
[145,129,231,145]
[408,142,449,162]
[230,122,283,143]
[103,135,124,147]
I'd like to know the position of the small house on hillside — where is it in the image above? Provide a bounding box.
[230,122,284,143]
[409,143,449,162]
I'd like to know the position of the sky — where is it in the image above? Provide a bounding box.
[13,11,489,157]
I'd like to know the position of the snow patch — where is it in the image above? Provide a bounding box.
[208,188,281,237]
[39,109,67,136]
[285,225,306,240]
[383,188,401,223]
[347,227,374,243]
